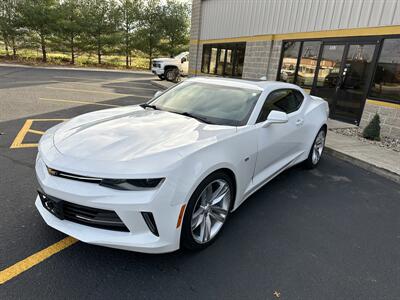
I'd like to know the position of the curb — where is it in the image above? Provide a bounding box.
[325,147,400,184]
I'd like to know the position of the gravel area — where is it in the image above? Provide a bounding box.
[330,128,400,152]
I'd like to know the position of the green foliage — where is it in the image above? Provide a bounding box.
[159,0,190,56]
[17,0,58,62]
[0,0,20,56]
[136,0,163,69]
[362,113,381,141]
[51,0,84,64]
[0,0,190,68]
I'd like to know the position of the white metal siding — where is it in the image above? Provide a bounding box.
[199,0,400,40]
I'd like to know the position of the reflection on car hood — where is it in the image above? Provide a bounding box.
[52,106,236,162]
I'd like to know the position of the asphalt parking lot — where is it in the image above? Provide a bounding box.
[1,65,400,299]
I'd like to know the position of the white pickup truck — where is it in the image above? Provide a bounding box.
[151,52,189,82]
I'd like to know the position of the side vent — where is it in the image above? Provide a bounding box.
[141,212,159,237]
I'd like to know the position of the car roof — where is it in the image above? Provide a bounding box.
[186,76,301,92]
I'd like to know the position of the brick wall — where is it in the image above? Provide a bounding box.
[189,0,202,75]
[242,40,282,80]
[360,102,400,138]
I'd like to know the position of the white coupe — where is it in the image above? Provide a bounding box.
[35,77,329,253]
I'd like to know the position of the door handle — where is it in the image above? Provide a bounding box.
[296,119,304,126]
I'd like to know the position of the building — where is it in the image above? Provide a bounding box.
[189,0,400,138]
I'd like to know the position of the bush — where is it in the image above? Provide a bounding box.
[363,113,381,141]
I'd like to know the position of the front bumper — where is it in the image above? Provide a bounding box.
[151,67,164,76]
[35,156,183,253]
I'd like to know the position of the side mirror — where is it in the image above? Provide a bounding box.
[262,110,288,128]
[154,90,163,98]
[181,57,187,63]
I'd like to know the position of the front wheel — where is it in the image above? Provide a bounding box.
[304,128,326,169]
[181,171,233,251]
[165,68,179,83]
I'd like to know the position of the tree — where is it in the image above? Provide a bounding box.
[81,0,120,64]
[137,0,163,69]
[53,0,84,64]
[363,113,381,141]
[18,0,57,62]
[160,0,190,57]
[0,0,19,57]
[118,0,141,68]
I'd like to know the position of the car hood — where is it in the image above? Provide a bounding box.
[51,106,236,166]
[153,58,179,64]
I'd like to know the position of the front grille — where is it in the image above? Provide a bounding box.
[38,190,129,232]
[153,63,160,68]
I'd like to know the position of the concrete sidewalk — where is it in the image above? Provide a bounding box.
[326,120,400,183]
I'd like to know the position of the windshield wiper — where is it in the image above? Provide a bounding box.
[175,111,214,124]
[140,103,158,110]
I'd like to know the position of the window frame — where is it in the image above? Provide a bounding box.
[256,88,304,123]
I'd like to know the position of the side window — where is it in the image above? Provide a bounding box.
[256,89,304,123]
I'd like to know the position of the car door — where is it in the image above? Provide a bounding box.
[252,89,305,187]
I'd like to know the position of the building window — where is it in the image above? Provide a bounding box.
[201,43,246,78]
[295,41,321,90]
[278,41,301,83]
[369,38,400,103]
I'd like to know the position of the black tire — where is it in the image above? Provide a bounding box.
[304,127,327,169]
[158,75,165,80]
[181,171,234,251]
[165,68,179,82]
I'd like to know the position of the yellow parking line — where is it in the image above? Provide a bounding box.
[0,236,78,284]
[46,86,149,98]
[10,119,67,149]
[28,129,45,135]
[10,119,33,149]
[40,97,120,107]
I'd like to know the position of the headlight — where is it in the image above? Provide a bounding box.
[100,178,164,191]
[46,166,164,191]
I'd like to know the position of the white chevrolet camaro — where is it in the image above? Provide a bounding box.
[35,77,329,253]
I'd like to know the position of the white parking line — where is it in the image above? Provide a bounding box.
[45,86,149,98]
[40,97,121,107]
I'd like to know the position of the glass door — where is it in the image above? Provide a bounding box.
[311,42,378,124]
[311,44,346,112]
[333,43,377,123]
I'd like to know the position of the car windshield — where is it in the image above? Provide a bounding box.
[150,81,262,126]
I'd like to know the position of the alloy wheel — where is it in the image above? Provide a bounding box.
[191,179,231,244]
[312,130,326,164]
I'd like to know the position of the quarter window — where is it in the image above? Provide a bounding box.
[257,89,304,123]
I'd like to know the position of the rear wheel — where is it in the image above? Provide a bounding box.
[181,171,233,250]
[304,128,326,169]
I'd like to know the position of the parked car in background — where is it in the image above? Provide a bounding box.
[35,77,329,253]
[151,52,189,82]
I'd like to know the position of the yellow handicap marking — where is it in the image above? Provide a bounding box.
[10,119,66,149]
